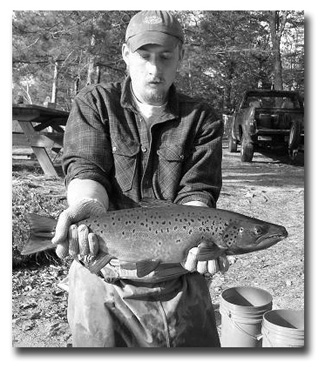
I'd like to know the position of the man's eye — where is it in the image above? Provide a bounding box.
[161,53,172,60]
[138,52,150,60]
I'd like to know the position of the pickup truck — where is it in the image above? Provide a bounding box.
[228,90,304,162]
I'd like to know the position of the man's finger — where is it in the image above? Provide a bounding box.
[56,242,69,259]
[207,259,218,275]
[78,224,89,255]
[197,261,208,274]
[52,210,72,245]
[68,225,79,256]
[218,255,230,274]
[88,233,99,256]
[182,247,199,271]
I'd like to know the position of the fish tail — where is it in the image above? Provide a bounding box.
[21,213,57,255]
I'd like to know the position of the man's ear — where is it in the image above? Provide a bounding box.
[122,43,130,65]
[179,47,185,62]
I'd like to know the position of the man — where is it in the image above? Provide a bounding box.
[52,10,228,347]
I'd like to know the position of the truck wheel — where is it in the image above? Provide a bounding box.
[228,135,237,152]
[241,141,254,162]
[288,121,301,150]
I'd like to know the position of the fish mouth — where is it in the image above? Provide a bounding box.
[254,227,288,250]
[228,226,288,255]
[257,233,287,248]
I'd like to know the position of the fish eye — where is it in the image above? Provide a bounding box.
[239,227,245,233]
[254,226,263,235]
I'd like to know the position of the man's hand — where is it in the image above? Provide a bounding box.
[51,198,107,259]
[181,201,230,276]
[182,241,230,276]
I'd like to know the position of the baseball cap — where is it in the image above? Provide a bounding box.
[126,10,184,52]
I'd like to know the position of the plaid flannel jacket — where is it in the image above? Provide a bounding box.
[62,76,223,209]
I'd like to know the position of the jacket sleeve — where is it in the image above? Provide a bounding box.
[62,87,113,195]
[175,106,223,207]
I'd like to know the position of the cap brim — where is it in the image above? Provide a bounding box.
[128,31,180,52]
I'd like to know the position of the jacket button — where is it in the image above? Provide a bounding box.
[112,146,117,153]
[141,146,147,153]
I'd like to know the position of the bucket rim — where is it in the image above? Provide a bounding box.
[221,286,273,309]
[220,303,272,322]
[262,309,304,332]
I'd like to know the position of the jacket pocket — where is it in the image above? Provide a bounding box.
[112,141,140,192]
[156,145,185,198]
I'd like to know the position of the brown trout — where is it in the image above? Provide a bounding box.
[22,203,288,277]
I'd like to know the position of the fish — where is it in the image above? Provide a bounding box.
[21,202,288,278]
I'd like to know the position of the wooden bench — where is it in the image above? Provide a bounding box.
[12,104,69,177]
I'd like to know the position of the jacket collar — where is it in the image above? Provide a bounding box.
[120,75,179,119]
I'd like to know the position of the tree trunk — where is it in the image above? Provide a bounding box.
[86,33,96,85]
[51,60,59,104]
[74,77,80,96]
[95,65,101,84]
[268,11,288,90]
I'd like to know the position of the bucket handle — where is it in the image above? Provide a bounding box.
[262,329,303,348]
[228,312,263,341]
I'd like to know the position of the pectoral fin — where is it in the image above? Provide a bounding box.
[196,240,227,261]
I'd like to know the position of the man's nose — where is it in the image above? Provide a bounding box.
[147,57,161,75]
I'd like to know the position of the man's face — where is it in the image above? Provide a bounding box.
[122,43,184,106]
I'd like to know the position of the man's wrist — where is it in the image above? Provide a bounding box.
[67,178,109,209]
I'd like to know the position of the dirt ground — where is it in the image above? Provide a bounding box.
[11,140,304,348]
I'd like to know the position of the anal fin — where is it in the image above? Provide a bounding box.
[136,260,161,278]
[87,252,113,274]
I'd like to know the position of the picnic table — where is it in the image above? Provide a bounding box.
[12,104,69,177]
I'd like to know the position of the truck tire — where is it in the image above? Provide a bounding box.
[241,140,254,162]
[288,121,301,150]
[228,135,237,152]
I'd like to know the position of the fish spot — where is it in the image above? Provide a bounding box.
[176,239,181,243]
[173,226,178,231]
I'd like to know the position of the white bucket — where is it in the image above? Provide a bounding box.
[220,286,273,347]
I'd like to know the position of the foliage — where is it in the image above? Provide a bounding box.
[12,10,304,113]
